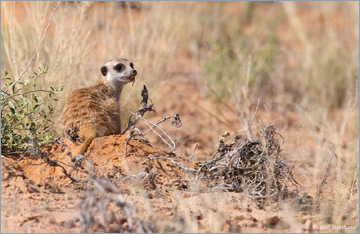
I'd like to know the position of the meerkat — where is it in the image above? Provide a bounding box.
[58,58,137,156]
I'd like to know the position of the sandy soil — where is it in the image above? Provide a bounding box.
[1,131,310,233]
[1,1,358,233]
[1,79,322,233]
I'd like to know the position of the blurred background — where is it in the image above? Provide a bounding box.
[1,1,359,228]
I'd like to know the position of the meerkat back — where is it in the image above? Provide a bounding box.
[58,58,137,156]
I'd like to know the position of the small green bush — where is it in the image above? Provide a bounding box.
[1,67,63,155]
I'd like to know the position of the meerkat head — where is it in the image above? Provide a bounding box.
[100,58,137,90]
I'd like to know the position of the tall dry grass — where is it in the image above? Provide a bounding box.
[1,1,359,232]
[1,1,202,125]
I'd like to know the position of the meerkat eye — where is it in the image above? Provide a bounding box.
[130,63,134,69]
[114,63,124,71]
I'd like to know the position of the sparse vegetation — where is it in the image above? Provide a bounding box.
[203,9,281,102]
[1,67,63,155]
[1,1,358,233]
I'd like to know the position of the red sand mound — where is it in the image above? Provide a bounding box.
[13,134,188,190]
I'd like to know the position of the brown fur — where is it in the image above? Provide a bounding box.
[58,58,136,155]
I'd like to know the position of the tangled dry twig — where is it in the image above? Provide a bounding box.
[122,85,156,135]
[196,125,299,200]
[123,85,182,157]
[79,176,153,233]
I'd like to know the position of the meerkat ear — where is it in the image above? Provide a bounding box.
[101,66,107,76]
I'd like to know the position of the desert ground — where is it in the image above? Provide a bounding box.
[1,1,359,233]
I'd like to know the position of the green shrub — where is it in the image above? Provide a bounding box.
[1,67,63,155]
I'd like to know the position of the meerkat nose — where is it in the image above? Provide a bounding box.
[131,70,137,76]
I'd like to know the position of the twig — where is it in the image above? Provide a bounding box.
[79,176,151,233]
[54,138,74,160]
[121,104,155,135]
[171,113,182,128]
[122,85,156,135]
[43,158,77,183]
[123,129,143,158]
[142,154,196,174]
[68,154,95,176]
[7,1,61,94]
[3,154,26,167]
[5,89,55,99]
[54,138,94,177]
[120,171,148,183]
[247,191,280,199]
[131,111,176,153]
[189,143,198,163]
[143,116,171,135]
[1,91,20,113]
[194,157,222,183]
[235,98,260,149]
[1,90,10,95]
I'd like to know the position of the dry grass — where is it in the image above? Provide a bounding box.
[1,1,195,124]
[1,1,359,233]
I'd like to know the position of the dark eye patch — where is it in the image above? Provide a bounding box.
[130,63,134,69]
[114,63,124,71]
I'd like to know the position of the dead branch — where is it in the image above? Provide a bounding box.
[122,85,156,135]
[194,124,299,202]
[143,115,171,135]
[131,112,177,153]
[141,154,196,174]
[171,113,182,128]
[123,128,144,158]
[122,104,156,135]
[79,176,153,233]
